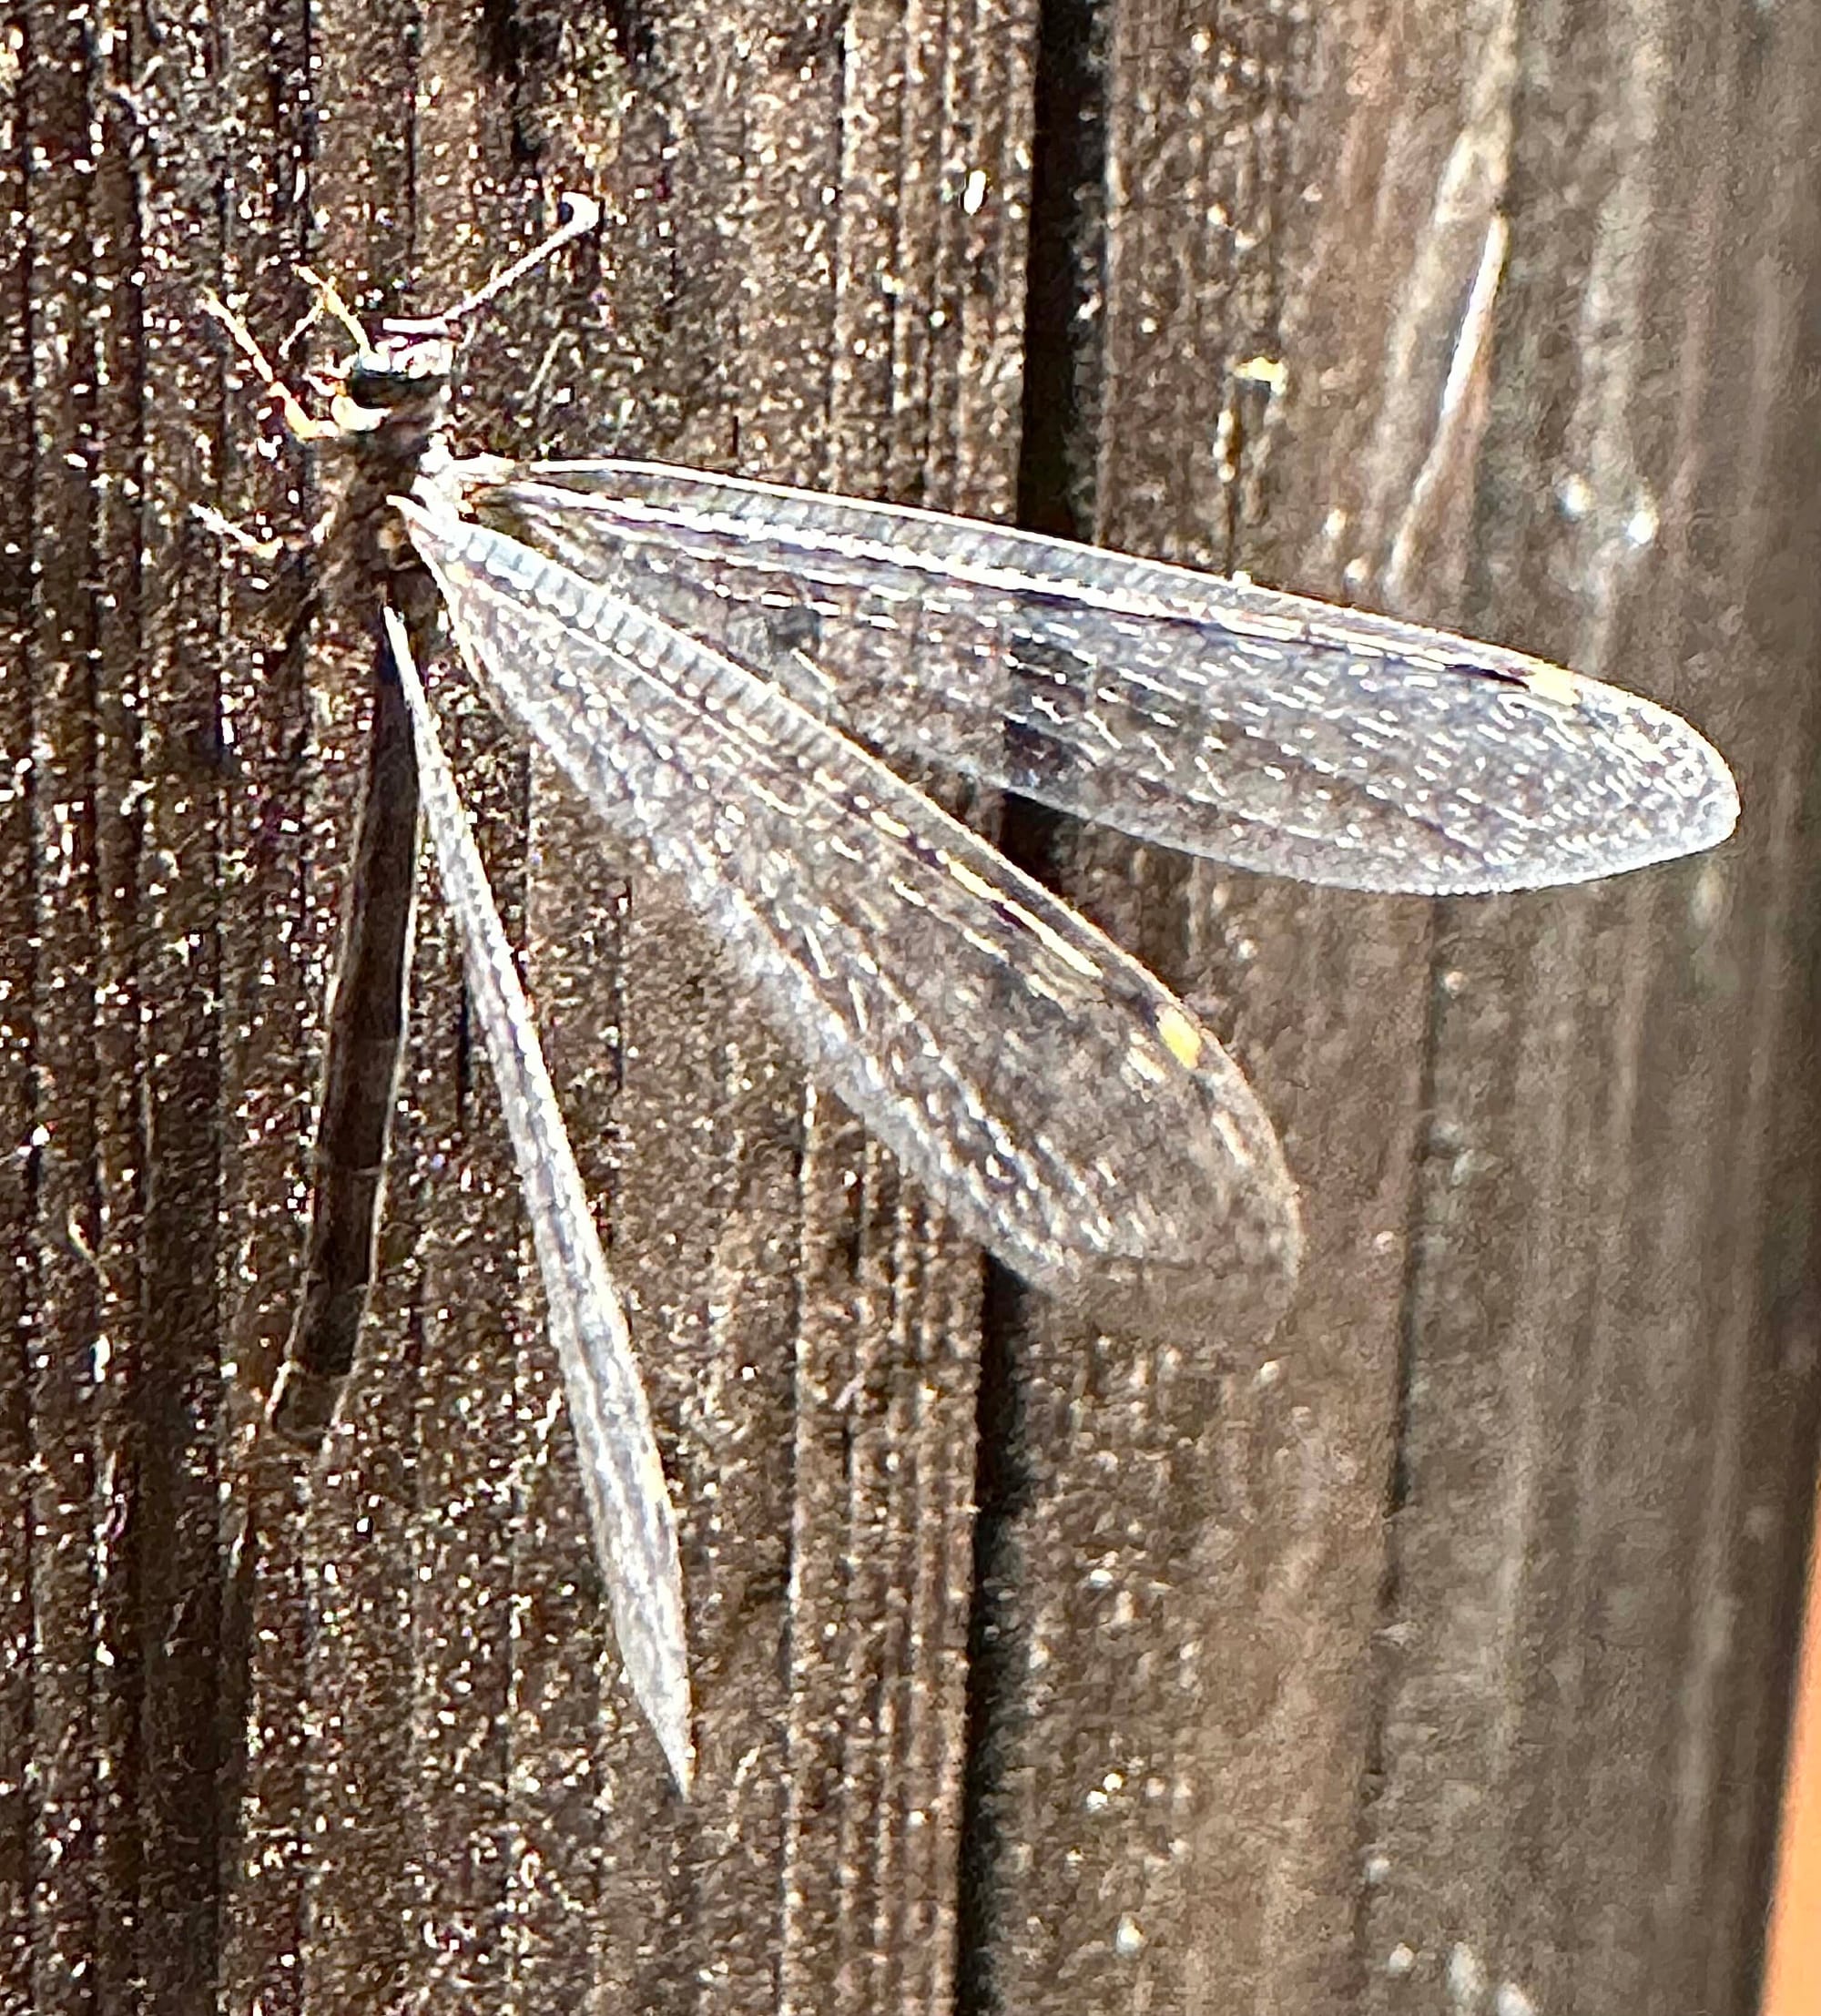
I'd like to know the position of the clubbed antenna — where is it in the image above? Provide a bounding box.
[443,191,602,326]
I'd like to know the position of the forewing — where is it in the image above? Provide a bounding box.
[383,609,693,1793]
[464,458,1739,896]
[397,488,1303,1340]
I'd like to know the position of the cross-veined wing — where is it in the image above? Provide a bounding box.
[396,483,1303,1341]
[383,607,693,1795]
[459,458,1737,896]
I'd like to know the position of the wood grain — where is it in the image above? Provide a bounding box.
[2,0,1815,2008]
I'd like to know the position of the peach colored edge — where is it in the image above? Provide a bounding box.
[1763,1473,1821,2015]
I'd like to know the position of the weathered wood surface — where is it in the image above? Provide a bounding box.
[4,0,1816,2009]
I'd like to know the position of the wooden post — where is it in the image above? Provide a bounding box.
[3,0,1815,2008]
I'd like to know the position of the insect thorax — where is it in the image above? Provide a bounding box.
[324,326,458,619]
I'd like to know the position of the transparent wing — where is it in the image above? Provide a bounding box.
[397,487,1304,1340]
[457,458,1738,896]
[384,608,694,1794]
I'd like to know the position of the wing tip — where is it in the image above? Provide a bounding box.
[656,1703,697,1800]
[1690,743,1743,855]
[615,1606,697,1797]
[1035,1168,1307,1351]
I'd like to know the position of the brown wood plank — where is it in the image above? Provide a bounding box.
[2,0,1814,2007]
[0,0,36,2000]
[959,5,1431,2004]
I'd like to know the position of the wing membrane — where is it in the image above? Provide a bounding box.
[384,609,693,1793]
[461,458,1738,896]
[397,485,1303,1339]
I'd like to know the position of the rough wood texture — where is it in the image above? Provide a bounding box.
[3,0,1816,2009]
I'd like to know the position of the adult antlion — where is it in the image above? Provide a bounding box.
[203,191,1737,1793]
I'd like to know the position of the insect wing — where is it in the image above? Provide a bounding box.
[396,488,1304,1339]
[383,609,694,1793]
[464,458,1739,896]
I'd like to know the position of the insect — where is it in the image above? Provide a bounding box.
[203,193,1738,1794]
